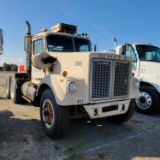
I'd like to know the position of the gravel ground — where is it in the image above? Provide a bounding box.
[0,72,160,160]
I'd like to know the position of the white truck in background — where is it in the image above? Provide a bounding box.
[5,21,139,139]
[115,43,160,114]
[0,29,3,55]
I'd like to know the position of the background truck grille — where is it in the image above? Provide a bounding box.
[90,59,130,100]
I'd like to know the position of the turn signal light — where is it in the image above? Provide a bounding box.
[62,71,67,77]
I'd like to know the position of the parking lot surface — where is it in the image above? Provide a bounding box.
[0,72,160,160]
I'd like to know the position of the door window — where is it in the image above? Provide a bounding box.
[126,46,137,62]
[33,39,44,54]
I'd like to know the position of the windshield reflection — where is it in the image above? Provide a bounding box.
[136,45,160,62]
[47,34,91,52]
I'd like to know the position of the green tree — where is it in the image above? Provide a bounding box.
[3,63,11,71]
[1,63,18,71]
[11,64,18,71]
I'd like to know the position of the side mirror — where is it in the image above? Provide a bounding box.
[24,35,32,53]
[132,59,137,63]
[0,29,4,55]
[119,45,126,55]
[0,46,3,55]
[93,44,97,52]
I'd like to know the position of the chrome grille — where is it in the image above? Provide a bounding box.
[113,62,130,97]
[90,59,130,100]
[90,59,111,100]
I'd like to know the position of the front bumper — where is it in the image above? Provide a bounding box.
[83,99,131,119]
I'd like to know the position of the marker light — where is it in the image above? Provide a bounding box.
[62,71,68,77]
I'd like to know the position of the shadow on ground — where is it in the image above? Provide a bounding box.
[0,110,160,160]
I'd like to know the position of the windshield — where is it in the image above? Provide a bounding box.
[136,45,160,62]
[47,34,91,52]
[74,38,91,52]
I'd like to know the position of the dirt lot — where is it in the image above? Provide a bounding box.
[0,72,160,160]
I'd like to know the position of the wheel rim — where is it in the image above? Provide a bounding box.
[42,99,54,129]
[135,91,152,110]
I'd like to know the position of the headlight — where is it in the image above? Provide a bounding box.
[67,81,77,92]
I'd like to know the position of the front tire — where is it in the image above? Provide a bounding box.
[40,89,69,139]
[135,86,160,114]
[108,99,135,124]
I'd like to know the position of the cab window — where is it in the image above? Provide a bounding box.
[74,38,91,52]
[126,46,137,62]
[33,39,44,54]
[47,35,73,52]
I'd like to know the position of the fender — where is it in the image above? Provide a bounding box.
[140,80,160,93]
[35,74,87,106]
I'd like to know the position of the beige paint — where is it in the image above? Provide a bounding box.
[29,28,139,118]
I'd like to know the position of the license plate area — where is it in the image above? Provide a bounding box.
[102,105,118,112]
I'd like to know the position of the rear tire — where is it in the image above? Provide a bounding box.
[10,77,22,103]
[135,86,160,114]
[108,99,135,124]
[5,76,12,99]
[40,89,69,139]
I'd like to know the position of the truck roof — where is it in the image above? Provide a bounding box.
[133,43,160,48]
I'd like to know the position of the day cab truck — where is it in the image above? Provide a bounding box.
[115,43,160,114]
[0,28,3,55]
[5,21,139,139]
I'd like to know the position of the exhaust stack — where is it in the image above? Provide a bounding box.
[26,21,31,35]
[24,21,32,75]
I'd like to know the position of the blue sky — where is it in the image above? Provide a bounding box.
[0,0,160,66]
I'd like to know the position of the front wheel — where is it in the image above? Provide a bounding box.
[40,89,69,139]
[135,86,160,114]
[108,99,135,124]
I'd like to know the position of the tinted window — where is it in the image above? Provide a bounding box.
[119,45,137,62]
[136,45,160,62]
[47,35,73,52]
[126,46,137,62]
[47,34,92,52]
[74,38,91,52]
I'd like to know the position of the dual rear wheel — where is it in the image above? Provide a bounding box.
[5,76,21,103]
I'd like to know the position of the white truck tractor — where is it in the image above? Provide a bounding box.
[115,43,160,114]
[5,21,139,139]
[0,28,3,55]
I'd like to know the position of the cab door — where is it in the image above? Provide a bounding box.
[31,38,45,83]
[120,44,139,77]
